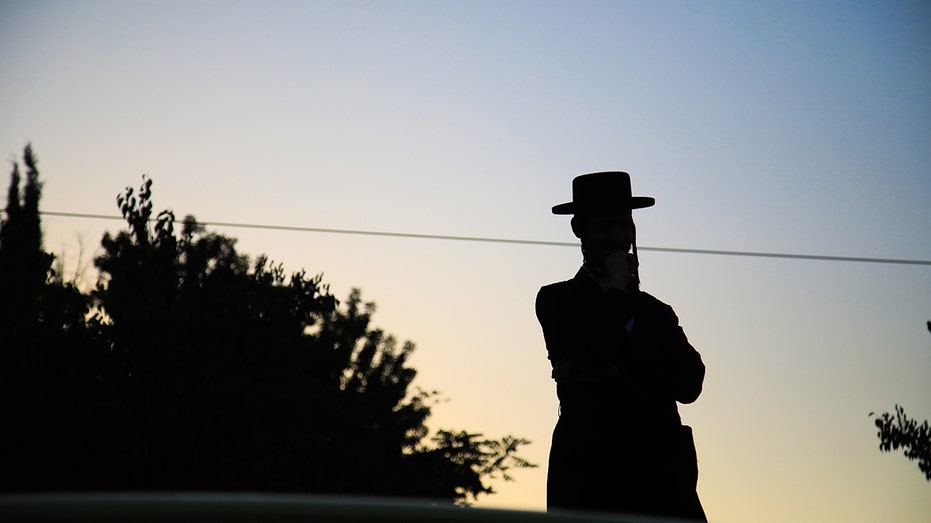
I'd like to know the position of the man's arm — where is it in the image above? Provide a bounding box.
[608,291,705,405]
[636,303,705,404]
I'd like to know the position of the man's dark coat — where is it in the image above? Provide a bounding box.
[536,268,707,521]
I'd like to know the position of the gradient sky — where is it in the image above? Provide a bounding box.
[2,1,930,522]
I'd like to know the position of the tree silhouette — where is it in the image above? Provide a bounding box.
[0,152,534,503]
[0,144,103,492]
[0,143,55,340]
[869,322,931,482]
[871,405,930,482]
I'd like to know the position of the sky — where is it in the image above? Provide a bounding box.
[2,1,930,521]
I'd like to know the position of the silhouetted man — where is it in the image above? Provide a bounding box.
[536,171,707,521]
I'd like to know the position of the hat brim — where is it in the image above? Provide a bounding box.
[552,196,655,215]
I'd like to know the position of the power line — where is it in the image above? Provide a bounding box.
[35,210,931,266]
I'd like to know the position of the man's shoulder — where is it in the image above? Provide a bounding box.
[538,271,588,297]
[635,289,679,317]
[636,289,666,305]
[539,278,575,292]
[535,274,588,315]
[537,279,572,302]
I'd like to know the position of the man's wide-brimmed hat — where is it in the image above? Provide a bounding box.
[552,171,655,215]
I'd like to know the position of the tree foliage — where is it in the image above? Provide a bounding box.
[0,143,56,332]
[0,147,534,503]
[870,405,931,482]
[869,322,931,483]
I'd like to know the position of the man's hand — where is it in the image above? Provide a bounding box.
[605,250,632,291]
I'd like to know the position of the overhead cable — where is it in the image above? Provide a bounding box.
[33,210,931,266]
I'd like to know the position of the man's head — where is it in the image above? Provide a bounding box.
[570,209,635,270]
[552,171,653,268]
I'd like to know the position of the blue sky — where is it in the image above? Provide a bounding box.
[2,1,930,522]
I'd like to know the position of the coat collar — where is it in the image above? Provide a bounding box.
[572,266,605,294]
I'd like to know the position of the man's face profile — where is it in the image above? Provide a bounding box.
[573,209,635,269]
